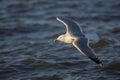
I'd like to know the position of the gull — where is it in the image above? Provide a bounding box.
[54,17,103,67]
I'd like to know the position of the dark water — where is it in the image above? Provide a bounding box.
[0,0,120,80]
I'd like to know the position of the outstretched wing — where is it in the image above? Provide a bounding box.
[56,17,85,37]
[72,37,102,65]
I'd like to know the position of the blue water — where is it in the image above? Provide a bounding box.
[0,0,120,80]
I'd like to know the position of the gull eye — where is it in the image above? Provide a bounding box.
[59,36,62,39]
[60,37,62,39]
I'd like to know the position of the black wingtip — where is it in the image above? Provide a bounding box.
[89,57,103,67]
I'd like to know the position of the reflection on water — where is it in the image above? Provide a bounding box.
[0,0,120,80]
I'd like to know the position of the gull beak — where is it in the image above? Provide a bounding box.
[54,39,58,43]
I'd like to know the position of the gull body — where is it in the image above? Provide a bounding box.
[55,17,103,67]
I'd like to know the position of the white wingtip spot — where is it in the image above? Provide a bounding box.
[99,63,104,67]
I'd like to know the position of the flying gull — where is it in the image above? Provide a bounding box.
[54,17,103,67]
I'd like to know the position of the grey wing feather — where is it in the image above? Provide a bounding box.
[56,17,85,37]
[73,38,102,64]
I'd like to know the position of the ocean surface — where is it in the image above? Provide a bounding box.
[0,0,120,80]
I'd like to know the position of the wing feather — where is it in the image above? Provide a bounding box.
[56,17,85,37]
[72,38,102,65]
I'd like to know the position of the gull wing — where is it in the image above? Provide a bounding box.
[56,17,85,37]
[72,37,102,65]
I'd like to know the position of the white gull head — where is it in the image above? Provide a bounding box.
[54,34,66,43]
[55,34,76,43]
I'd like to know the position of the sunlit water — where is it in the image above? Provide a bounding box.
[0,0,120,80]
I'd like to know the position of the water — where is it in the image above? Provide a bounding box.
[0,0,120,80]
